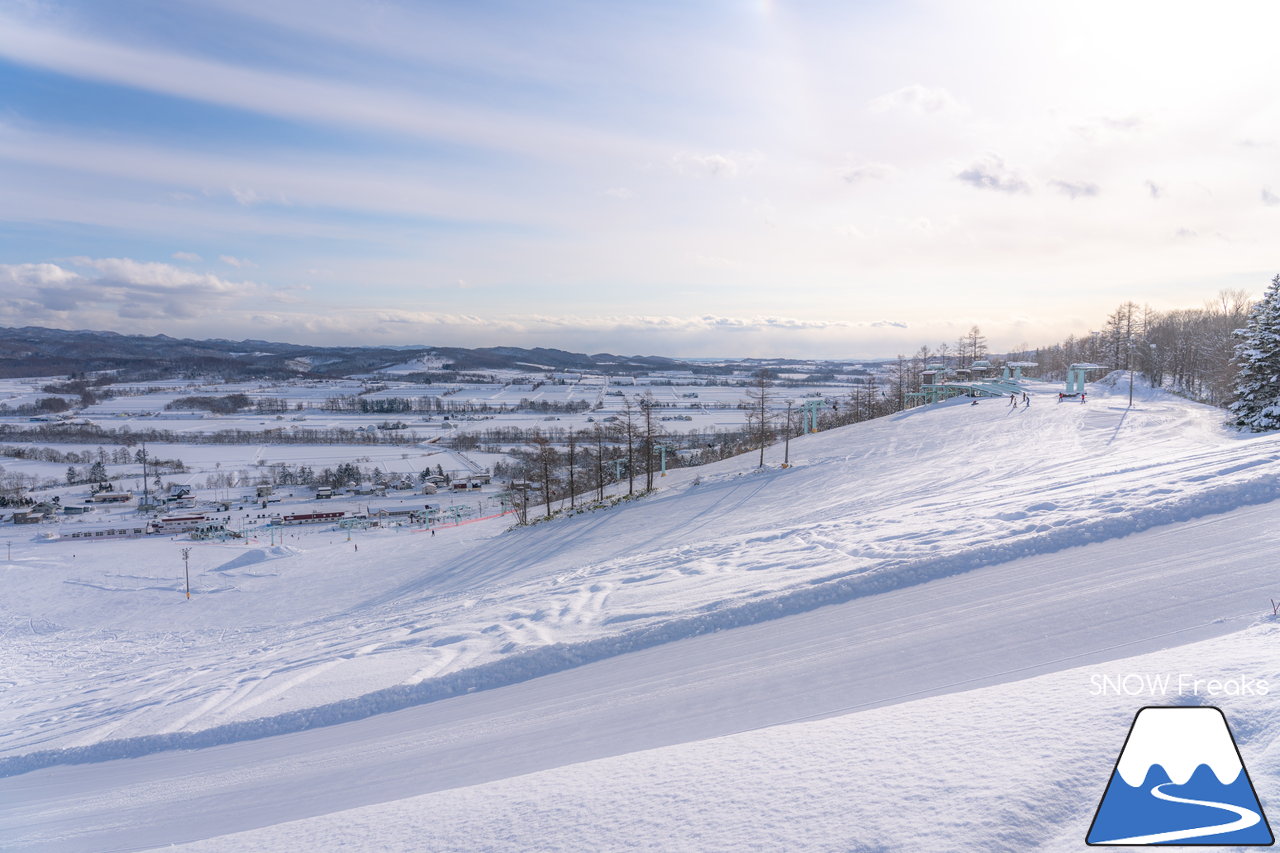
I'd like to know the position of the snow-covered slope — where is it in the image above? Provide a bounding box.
[4,381,1278,761]
[2,380,1280,850]
[163,625,1280,853]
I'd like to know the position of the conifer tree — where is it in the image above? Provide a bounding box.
[1230,274,1280,432]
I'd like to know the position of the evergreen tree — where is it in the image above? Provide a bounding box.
[1230,274,1280,432]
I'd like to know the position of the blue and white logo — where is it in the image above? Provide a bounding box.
[1087,706,1273,846]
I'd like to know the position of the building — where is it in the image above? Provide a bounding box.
[372,508,427,524]
[11,509,48,524]
[190,521,236,540]
[315,487,333,499]
[150,515,209,534]
[90,491,133,503]
[64,525,149,541]
[273,511,346,526]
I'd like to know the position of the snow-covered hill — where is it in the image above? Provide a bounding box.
[2,379,1279,851]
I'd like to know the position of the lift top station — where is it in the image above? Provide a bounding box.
[1060,363,1105,400]
[909,360,1037,405]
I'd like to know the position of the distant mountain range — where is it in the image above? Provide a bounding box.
[0,326,689,379]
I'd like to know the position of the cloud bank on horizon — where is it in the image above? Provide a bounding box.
[0,0,1277,356]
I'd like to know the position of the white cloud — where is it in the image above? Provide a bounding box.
[693,254,740,270]
[670,151,758,178]
[171,251,202,262]
[1071,115,1145,143]
[840,162,896,185]
[230,187,266,206]
[1145,181,1163,200]
[219,255,256,268]
[1050,179,1100,200]
[1262,187,1280,207]
[955,155,1030,194]
[0,258,261,323]
[0,262,79,288]
[868,84,962,116]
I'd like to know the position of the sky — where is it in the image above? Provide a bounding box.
[1,0,1279,358]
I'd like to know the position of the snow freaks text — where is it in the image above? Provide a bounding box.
[1089,673,1271,697]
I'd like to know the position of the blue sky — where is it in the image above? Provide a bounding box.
[1,0,1278,357]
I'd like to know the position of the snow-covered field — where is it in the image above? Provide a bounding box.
[5,373,863,441]
[2,378,1279,851]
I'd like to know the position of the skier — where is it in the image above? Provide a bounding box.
[1022,392,1030,407]
[1009,393,1017,407]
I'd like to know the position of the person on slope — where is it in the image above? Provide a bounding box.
[1009,393,1018,407]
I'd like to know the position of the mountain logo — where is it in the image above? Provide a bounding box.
[1087,706,1274,846]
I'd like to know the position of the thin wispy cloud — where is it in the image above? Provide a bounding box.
[0,10,658,164]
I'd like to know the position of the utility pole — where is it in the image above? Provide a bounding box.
[140,441,149,512]
[782,400,794,468]
[181,546,191,600]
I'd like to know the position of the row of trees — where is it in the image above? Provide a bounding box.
[1005,293,1253,406]
[319,395,593,415]
[881,288,1267,415]
[498,376,909,521]
[0,422,427,447]
[500,399,679,519]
